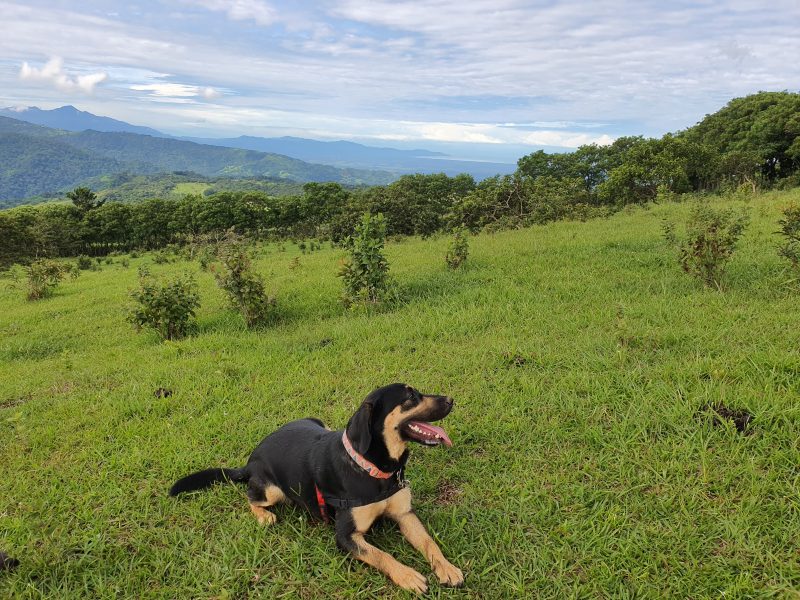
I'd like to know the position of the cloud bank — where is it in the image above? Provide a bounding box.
[2,0,799,150]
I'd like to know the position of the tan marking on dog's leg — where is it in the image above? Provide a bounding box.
[248,485,284,525]
[264,484,286,505]
[351,499,388,532]
[349,495,427,593]
[351,533,428,594]
[249,503,277,525]
[385,490,462,587]
[392,511,464,587]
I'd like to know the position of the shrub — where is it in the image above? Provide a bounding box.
[104,256,113,265]
[445,227,469,269]
[777,203,800,270]
[120,257,130,268]
[152,251,170,264]
[127,272,200,340]
[211,231,275,328]
[26,259,68,300]
[338,212,391,305]
[76,255,93,270]
[663,202,749,288]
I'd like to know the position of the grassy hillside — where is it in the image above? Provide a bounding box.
[1,191,799,598]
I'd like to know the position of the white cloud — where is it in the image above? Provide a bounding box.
[523,131,615,148]
[3,1,800,147]
[19,57,107,94]
[130,82,223,102]
[186,0,276,26]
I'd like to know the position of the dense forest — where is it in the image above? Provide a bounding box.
[1,91,798,267]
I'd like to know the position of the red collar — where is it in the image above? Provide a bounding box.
[341,432,395,479]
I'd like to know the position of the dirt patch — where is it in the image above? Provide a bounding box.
[434,479,463,506]
[0,551,19,571]
[0,394,32,409]
[697,402,754,435]
[502,352,531,368]
[154,387,173,398]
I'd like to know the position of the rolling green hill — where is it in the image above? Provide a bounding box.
[0,116,395,205]
[0,131,128,202]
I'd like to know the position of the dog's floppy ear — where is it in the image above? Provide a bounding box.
[346,396,375,454]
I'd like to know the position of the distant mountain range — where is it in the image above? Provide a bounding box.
[0,116,395,204]
[0,105,166,137]
[3,105,516,179]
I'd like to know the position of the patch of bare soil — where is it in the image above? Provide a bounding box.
[697,402,754,435]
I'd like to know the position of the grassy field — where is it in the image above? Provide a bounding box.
[1,190,799,598]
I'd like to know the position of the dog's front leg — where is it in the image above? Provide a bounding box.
[391,510,464,588]
[335,509,428,594]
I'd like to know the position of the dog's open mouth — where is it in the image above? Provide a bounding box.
[402,421,452,447]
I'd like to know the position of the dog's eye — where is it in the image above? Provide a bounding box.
[404,393,421,407]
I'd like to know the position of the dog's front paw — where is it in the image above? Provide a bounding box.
[433,560,464,587]
[391,564,428,594]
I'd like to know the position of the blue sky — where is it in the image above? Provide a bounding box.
[1,0,799,161]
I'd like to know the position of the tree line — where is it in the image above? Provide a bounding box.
[1,91,798,268]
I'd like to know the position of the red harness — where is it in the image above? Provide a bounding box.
[314,432,401,523]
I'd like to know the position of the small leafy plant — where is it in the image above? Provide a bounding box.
[445,227,469,269]
[76,255,93,270]
[26,259,68,300]
[127,272,200,340]
[338,212,391,306]
[777,203,800,270]
[152,251,170,265]
[211,231,275,328]
[663,202,749,288]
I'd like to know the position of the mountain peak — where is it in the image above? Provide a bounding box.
[0,105,166,137]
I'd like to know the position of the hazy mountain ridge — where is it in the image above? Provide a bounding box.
[0,116,396,205]
[0,105,166,137]
[3,106,516,180]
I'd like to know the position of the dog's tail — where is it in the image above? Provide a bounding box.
[169,467,248,497]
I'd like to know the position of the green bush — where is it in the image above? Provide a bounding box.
[663,202,749,288]
[338,212,391,305]
[26,259,68,300]
[211,231,275,328]
[127,272,200,340]
[445,227,469,269]
[76,255,93,270]
[777,203,800,270]
[152,251,170,264]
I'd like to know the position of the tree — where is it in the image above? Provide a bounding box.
[67,187,105,214]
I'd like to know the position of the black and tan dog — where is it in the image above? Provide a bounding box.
[170,383,463,593]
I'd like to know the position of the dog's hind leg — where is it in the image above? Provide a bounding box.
[247,479,285,526]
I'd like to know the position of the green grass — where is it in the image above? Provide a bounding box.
[172,182,211,196]
[1,190,799,598]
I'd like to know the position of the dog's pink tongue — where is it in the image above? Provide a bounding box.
[409,421,453,447]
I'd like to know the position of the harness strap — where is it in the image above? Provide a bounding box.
[314,472,407,518]
[314,484,329,524]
